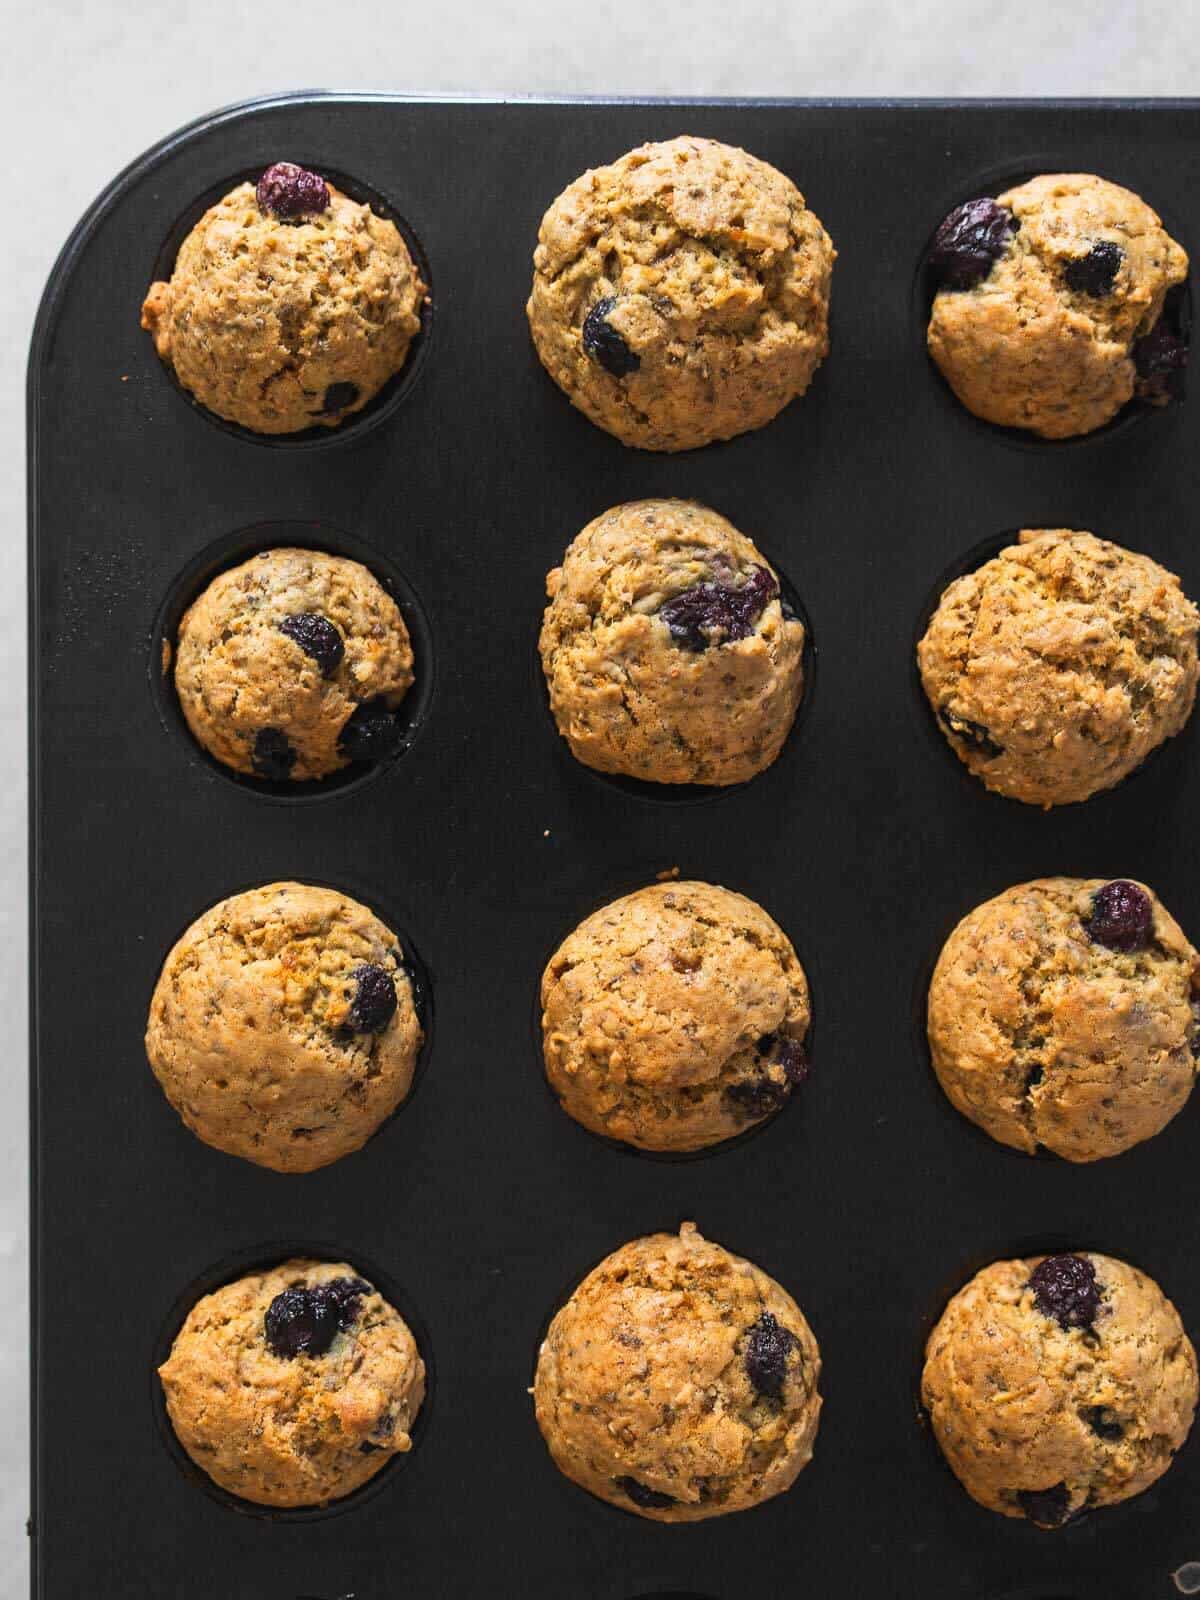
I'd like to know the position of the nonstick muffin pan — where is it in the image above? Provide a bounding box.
[27,94,1200,1599]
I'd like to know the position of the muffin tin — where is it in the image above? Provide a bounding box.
[27,94,1200,1599]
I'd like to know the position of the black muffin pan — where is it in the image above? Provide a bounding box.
[27,95,1200,1600]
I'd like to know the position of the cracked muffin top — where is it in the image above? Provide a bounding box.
[918,529,1199,807]
[540,499,806,787]
[145,882,422,1172]
[541,880,810,1152]
[527,136,834,450]
[928,877,1200,1162]
[172,547,414,784]
[534,1222,821,1521]
[141,162,425,434]
[926,173,1188,438]
[922,1251,1197,1528]
[160,1257,425,1507]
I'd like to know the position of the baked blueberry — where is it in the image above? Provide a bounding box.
[255,162,331,220]
[251,727,296,781]
[1016,1482,1071,1527]
[1082,1405,1124,1441]
[1029,1254,1100,1331]
[616,1476,675,1509]
[1064,240,1124,295]
[726,1076,788,1117]
[338,699,405,763]
[660,566,778,652]
[278,613,345,677]
[744,1311,798,1399]
[1135,289,1190,404]
[928,198,1016,290]
[322,381,361,413]
[343,964,398,1034]
[1085,880,1153,953]
[936,707,1003,761]
[263,1276,370,1358]
[581,297,641,377]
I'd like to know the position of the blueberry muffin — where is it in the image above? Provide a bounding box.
[541,881,810,1152]
[160,1258,425,1507]
[540,500,805,786]
[172,548,414,783]
[922,1252,1197,1527]
[145,882,422,1172]
[534,1222,821,1521]
[928,878,1200,1162]
[142,162,425,433]
[918,529,1199,807]
[528,136,834,451]
[927,173,1188,438]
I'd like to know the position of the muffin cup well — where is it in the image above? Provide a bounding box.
[913,159,1192,453]
[150,1240,435,1521]
[145,164,433,449]
[150,521,436,805]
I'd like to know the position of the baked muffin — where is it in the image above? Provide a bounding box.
[145,882,422,1172]
[541,881,810,1152]
[928,878,1200,1162]
[918,529,1199,807]
[142,162,425,434]
[173,547,414,783]
[926,173,1188,438]
[160,1258,425,1507]
[534,1222,821,1520]
[540,500,805,786]
[528,136,834,451]
[922,1251,1197,1527]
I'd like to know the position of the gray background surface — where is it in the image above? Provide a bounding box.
[6,1,1200,1593]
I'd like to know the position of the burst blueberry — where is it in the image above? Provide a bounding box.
[928,198,1017,290]
[660,566,778,652]
[1085,880,1153,953]
[582,297,641,377]
[1029,1254,1100,1331]
[338,699,404,763]
[1064,240,1124,295]
[279,613,345,677]
[256,162,331,220]
[343,964,398,1034]
[251,726,296,781]
[744,1311,797,1399]
[263,1276,370,1358]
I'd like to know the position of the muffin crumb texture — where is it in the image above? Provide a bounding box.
[542,881,810,1151]
[927,173,1188,438]
[534,1222,821,1520]
[929,877,1200,1162]
[922,1252,1197,1526]
[918,529,1199,807]
[145,881,422,1172]
[159,1258,425,1507]
[141,171,424,433]
[540,499,805,786]
[528,136,834,450]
